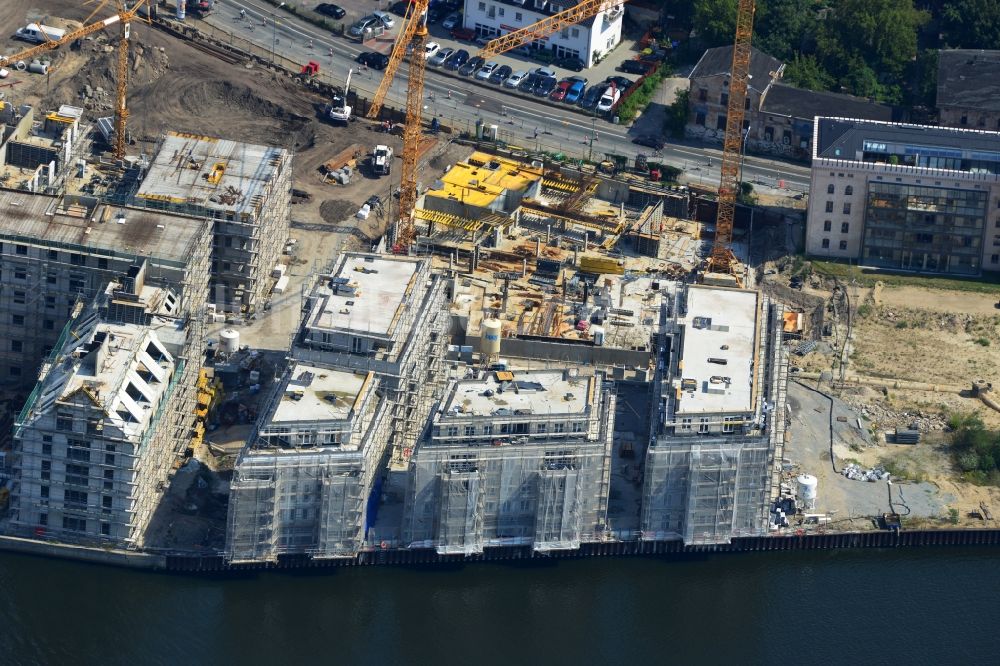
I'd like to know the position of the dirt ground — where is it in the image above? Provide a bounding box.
[775,255,1000,527]
[0,0,418,231]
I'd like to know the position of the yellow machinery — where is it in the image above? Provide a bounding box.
[707,0,756,282]
[192,368,222,449]
[0,0,149,159]
[367,0,431,250]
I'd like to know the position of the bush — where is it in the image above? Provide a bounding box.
[975,337,991,346]
[949,412,1000,485]
[615,68,666,122]
[663,88,689,139]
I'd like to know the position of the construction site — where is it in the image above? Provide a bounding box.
[1,0,997,571]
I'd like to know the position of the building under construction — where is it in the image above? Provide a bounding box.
[293,252,450,466]
[0,186,211,391]
[9,261,209,548]
[110,131,292,315]
[641,284,788,545]
[402,368,615,555]
[225,363,391,563]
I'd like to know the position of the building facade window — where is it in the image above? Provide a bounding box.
[825,201,834,213]
[821,238,830,249]
[843,202,851,214]
[823,220,832,231]
[841,222,850,233]
[839,240,848,250]
[827,184,835,194]
[845,185,853,195]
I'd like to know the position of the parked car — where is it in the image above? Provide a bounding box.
[550,80,572,101]
[597,86,622,112]
[605,76,633,91]
[372,11,395,29]
[564,78,586,103]
[476,61,499,81]
[459,55,484,76]
[632,135,665,150]
[442,12,461,30]
[389,1,410,16]
[554,56,585,72]
[444,49,469,71]
[357,51,390,70]
[534,66,557,79]
[424,41,441,59]
[519,72,541,92]
[533,75,558,97]
[429,47,454,67]
[619,59,651,75]
[427,5,446,23]
[579,84,604,109]
[451,26,476,41]
[489,64,513,84]
[349,16,381,37]
[504,70,529,88]
[316,3,346,19]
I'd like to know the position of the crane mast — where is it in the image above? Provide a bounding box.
[0,0,149,160]
[708,0,756,279]
[367,0,431,250]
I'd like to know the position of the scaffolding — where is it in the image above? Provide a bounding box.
[224,370,392,563]
[640,288,787,545]
[402,379,616,553]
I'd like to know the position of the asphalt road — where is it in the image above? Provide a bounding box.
[198,1,811,193]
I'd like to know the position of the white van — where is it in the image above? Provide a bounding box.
[14,24,67,44]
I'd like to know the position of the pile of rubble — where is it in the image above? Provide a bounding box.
[842,462,890,482]
[845,397,947,432]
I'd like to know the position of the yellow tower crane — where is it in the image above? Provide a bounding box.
[0,0,149,159]
[707,0,756,283]
[367,0,431,251]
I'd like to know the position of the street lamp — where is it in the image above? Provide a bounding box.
[271,2,285,65]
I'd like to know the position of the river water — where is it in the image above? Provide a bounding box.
[2,547,998,665]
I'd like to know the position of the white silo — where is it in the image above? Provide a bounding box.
[796,474,818,510]
[220,328,241,354]
[481,319,502,360]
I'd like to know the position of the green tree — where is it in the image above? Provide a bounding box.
[940,0,1000,48]
[783,54,835,91]
[755,0,821,61]
[664,89,690,139]
[825,0,930,79]
[692,0,737,47]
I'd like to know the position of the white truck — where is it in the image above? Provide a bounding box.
[373,145,392,176]
[328,68,353,124]
[15,24,67,44]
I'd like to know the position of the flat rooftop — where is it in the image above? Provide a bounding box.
[815,117,1000,165]
[0,191,206,267]
[424,151,542,208]
[676,286,758,416]
[307,255,420,337]
[270,364,372,425]
[135,132,287,217]
[442,369,594,418]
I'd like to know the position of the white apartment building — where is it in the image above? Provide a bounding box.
[463,0,624,67]
[10,276,194,547]
[402,368,615,555]
[225,363,391,563]
[294,253,450,463]
[806,117,1000,276]
[641,285,787,545]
